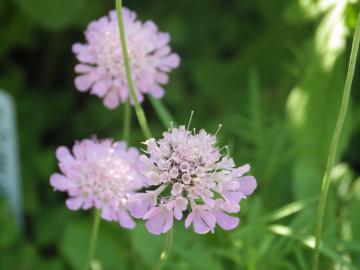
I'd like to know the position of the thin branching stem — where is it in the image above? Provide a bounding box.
[115,2,173,270]
[115,0,152,139]
[83,209,101,270]
[312,12,360,270]
[122,98,131,142]
[155,228,173,270]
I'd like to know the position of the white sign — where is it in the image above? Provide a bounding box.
[0,90,22,225]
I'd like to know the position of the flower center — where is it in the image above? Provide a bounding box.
[87,20,154,79]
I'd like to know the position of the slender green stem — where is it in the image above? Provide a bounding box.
[83,209,101,270]
[115,2,173,270]
[115,0,152,139]
[122,98,131,142]
[155,228,173,270]
[312,13,360,270]
[148,95,177,129]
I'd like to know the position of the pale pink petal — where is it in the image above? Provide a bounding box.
[50,173,76,191]
[222,190,245,204]
[156,46,171,57]
[118,209,135,229]
[156,33,170,47]
[144,20,157,33]
[238,176,257,196]
[75,75,94,92]
[56,147,74,164]
[163,210,174,233]
[128,193,156,218]
[114,141,127,152]
[233,164,251,177]
[171,183,183,196]
[72,43,90,54]
[66,197,84,210]
[185,212,194,228]
[103,89,120,109]
[145,207,173,235]
[155,72,169,84]
[82,198,94,210]
[174,207,183,220]
[160,54,180,69]
[150,85,165,98]
[91,80,110,97]
[221,201,240,213]
[119,86,129,102]
[75,64,93,73]
[193,210,216,234]
[101,206,116,221]
[214,210,239,230]
[223,180,240,190]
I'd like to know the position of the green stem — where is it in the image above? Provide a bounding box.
[115,0,152,139]
[148,95,177,129]
[83,209,101,270]
[312,13,360,270]
[122,98,131,142]
[115,2,173,269]
[155,228,173,270]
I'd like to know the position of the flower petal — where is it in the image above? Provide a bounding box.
[56,146,74,164]
[128,193,155,218]
[214,210,239,230]
[75,74,94,91]
[118,209,136,229]
[66,197,83,210]
[50,173,76,191]
[238,176,257,196]
[145,207,171,235]
[185,212,194,228]
[193,211,216,234]
[103,89,120,109]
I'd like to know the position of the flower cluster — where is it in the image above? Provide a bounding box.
[72,8,180,109]
[50,138,145,229]
[51,5,257,237]
[128,126,257,234]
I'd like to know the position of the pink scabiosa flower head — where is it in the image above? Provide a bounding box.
[50,138,145,229]
[128,126,257,235]
[72,8,180,109]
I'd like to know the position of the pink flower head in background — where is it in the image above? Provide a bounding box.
[72,8,180,109]
[128,126,257,235]
[50,138,145,229]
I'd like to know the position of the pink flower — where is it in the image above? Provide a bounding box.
[72,8,180,109]
[130,126,257,234]
[50,138,145,229]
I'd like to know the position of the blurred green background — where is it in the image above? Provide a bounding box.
[1,0,360,269]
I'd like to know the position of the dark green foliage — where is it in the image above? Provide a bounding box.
[1,0,360,269]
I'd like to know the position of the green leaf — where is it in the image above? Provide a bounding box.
[130,224,164,268]
[269,224,357,270]
[263,197,317,223]
[131,223,223,270]
[286,0,352,199]
[60,216,127,269]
